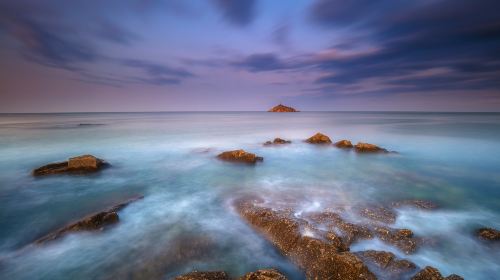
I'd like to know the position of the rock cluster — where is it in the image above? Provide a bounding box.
[268,104,298,112]
[174,269,287,280]
[233,196,462,280]
[305,133,332,144]
[34,196,143,244]
[217,150,263,164]
[33,155,109,176]
[264,138,292,145]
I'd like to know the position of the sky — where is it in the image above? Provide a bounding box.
[0,0,499,112]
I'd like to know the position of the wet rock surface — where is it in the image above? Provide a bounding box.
[264,138,292,145]
[238,269,288,280]
[34,196,143,244]
[354,143,388,153]
[305,133,332,144]
[358,205,397,224]
[174,271,230,280]
[391,200,438,210]
[334,140,353,148]
[33,154,109,176]
[356,250,417,280]
[268,104,298,112]
[217,150,264,164]
[477,227,500,241]
[373,226,418,254]
[234,197,376,280]
[411,266,464,280]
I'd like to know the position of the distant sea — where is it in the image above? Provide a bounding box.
[0,112,499,279]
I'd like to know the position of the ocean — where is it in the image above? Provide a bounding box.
[0,112,499,279]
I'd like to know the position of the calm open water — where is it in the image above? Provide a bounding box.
[0,112,499,279]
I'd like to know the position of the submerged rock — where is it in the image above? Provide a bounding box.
[217,150,263,164]
[305,133,332,144]
[411,266,463,280]
[477,227,500,241]
[264,138,292,146]
[34,196,143,244]
[373,226,418,254]
[238,269,288,280]
[356,250,417,280]
[354,143,388,153]
[391,200,439,210]
[334,140,353,148]
[268,104,298,112]
[33,155,109,176]
[234,197,376,280]
[175,271,229,280]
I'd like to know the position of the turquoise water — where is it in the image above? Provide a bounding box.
[0,112,499,279]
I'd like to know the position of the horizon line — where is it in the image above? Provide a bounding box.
[1,110,500,114]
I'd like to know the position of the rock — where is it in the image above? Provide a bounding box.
[34,196,143,244]
[238,269,288,280]
[372,226,418,254]
[264,138,292,146]
[217,150,263,164]
[268,104,298,112]
[354,143,388,153]
[477,227,500,241]
[411,266,463,280]
[305,133,332,144]
[356,250,417,280]
[392,200,438,210]
[234,197,376,280]
[174,271,230,280]
[358,205,397,224]
[334,140,353,148]
[33,154,109,176]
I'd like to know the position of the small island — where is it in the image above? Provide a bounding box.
[268,104,299,112]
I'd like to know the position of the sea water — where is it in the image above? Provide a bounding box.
[0,112,499,279]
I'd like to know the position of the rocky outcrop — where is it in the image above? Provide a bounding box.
[373,226,418,254]
[238,269,288,280]
[356,250,417,280]
[34,196,143,244]
[358,205,397,224]
[477,227,500,241]
[411,266,463,280]
[175,271,230,280]
[234,197,376,280]
[33,155,109,176]
[305,133,332,144]
[217,150,263,164]
[174,269,287,280]
[264,138,292,146]
[334,140,353,148]
[354,143,388,153]
[268,104,298,112]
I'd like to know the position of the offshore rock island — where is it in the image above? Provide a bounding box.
[268,104,299,112]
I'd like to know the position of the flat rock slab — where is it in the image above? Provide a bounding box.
[354,143,388,153]
[33,154,109,176]
[264,138,292,145]
[477,227,500,241]
[174,269,288,280]
[34,196,143,244]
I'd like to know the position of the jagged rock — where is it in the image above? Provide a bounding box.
[305,133,332,144]
[356,250,417,280]
[174,271,229,280]
[234,197,376,280]
[33,155,109,176]
[238,269,288,280]
[358,205,397,224]
[334,140,353,148]
[264,138,292,146]
[217,150,263,164]
[373,226,418,254]
[268,104,298,112]
[34,196,143,244]
[392,200,438,210]
[477,227,500,241]
[411,266,463,280]
[304,212,372,248]
[354,143,388,153]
